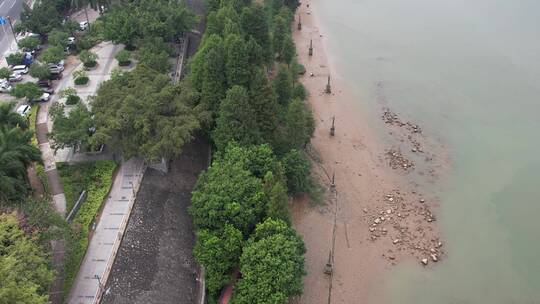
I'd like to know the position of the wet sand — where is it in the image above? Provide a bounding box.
[290,1,447,303]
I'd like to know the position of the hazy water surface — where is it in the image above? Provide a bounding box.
[313,0,540,303]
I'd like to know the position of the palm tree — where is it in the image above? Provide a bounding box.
[0,102,28,130]
[0,127,42,203]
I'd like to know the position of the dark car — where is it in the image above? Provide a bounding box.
[49,72,62,80]
[37,79,52,88]
[41,87,54,94]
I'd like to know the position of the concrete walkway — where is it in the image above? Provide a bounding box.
[67,157,146,304]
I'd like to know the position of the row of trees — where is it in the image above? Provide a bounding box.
[187,0,313,303]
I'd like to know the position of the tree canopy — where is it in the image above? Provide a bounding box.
[231,218,306,304]
[90,65,205,161]
[0,213,53,303]
[48,103,94,152]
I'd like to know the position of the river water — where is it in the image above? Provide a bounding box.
[313,0,540,303]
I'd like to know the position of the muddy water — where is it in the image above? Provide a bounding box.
[313,0,540,302]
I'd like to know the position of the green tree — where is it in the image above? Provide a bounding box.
[240,4,272,64]
[224,34,250,87]
[0,213,53,303]
[249,68,280,143]
[48,103,94,152]
[90,66,204,161]
[231,218,306,304]
[272,15,288,59]
[115,49,131,66]
[0,67,10,81]
[10,83,42,101]
[5,53,24,66]
[102,6,140,47]
[282,149,311,195]
[281,34,296,65]
[29,63,51,80]
[78,50,98,67]
[19,2,61,35]
[276,99,315,152]
[136,38,171,73]
[212,86,261,150]
[0,127,42,203]
[40,46,65,64]
[273,64,293,105]
[263,172,290,223]
[218,143,281,179]
[190,158,267,236]
[193,224,243,301]
[0,102,28,130]
[48,30,69,47]
[17,37,40,51]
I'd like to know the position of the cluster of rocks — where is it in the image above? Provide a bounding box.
[386,149,414,171]
[382,108,422,134]
[365,191,444,265]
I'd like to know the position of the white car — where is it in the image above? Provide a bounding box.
[79,21,89,31]
[32,92,50,102]
[0,83,12,93]
[12,65,29,74]
[9,73,23,82]
[16,105,31,117]
[67,37,76,45]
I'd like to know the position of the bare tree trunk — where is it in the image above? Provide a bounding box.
[84,7,90,24]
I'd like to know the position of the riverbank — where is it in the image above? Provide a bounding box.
[291,1,446,303]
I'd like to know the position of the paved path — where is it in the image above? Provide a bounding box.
[67,157,146,304]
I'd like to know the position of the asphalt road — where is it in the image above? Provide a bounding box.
[0,0,25,64]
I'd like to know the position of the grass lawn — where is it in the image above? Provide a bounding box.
[56,160,117,297]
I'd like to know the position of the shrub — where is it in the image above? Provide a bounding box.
[29,63,51,80]
[292,83,307,100]
[6,52,24,66]
[74,76,89,85]
[115,50,131,66]
[18,36,40,50]
[40,46,65,64]
[66,95,81,105]
[79,50,98,68]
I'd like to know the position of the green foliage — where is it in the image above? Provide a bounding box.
[40,46,65,64]
[10,82,42,101]
[190,158,267,236]
[272,15,288,59]
[240,4,272,64]
[231,218,306,304]
[212,86,261,150]
[6,53,24,66]
[49,103,94,152]
[102,0,196,46]
[48,30,69,47]
[263,172,290,223]
[73,69,89,85]
[0,213,53,304]
[218,143,281,179]
[273,64,293,105]
[249,68,280,143]
[60,161,117,292]
[275,99,315,153]
[136,38,171,73]
[0,67,10,80]
[18,36,40,51]
[20,1,61,35]
[292,82,307,100]
[224,34,250,87]
[0,127,42,203]
[78,50,98,67]
[281,34,296,65]
[115,49,131,66]
[193,224,243,300]
[281,149,311,195]
[35,163,50,196]
[0,102,28,130]
[90,66,204,161]
[29,63,51,80]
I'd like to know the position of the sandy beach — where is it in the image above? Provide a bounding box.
[290,1,448,303]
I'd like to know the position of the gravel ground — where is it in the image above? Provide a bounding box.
[102,137,209,304]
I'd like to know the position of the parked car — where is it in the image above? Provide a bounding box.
[12,65,29,74]
[16,105,31,117]
[41,87,54,94]
[79,21,89,31]
[31,92,50,103]
[0,83,11,93]
[9,73,23,82]
[67,37,76,45]
[37,79,52,88]
[49,65,64,74]
[49,72,62,80]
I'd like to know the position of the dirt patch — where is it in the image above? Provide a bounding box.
[102,137,209,304]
